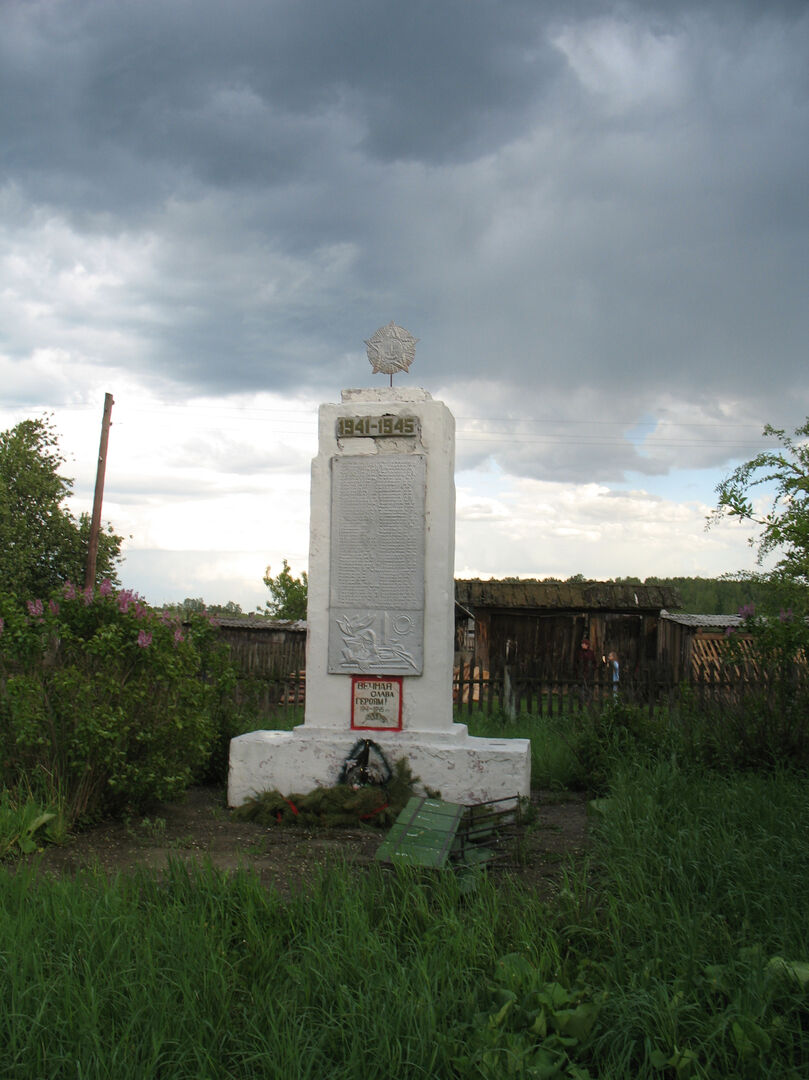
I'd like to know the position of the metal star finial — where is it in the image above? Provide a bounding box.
[364,322,418,386]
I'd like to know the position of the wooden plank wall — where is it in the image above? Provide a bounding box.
[217,624,306,677]
[463,611,659,678]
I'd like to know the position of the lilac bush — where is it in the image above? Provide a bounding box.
[0,582,234,822]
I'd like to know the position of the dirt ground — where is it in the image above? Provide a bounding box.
[22,785,591,897]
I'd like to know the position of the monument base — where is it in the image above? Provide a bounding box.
[227,724,531,806]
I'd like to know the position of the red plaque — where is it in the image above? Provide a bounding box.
[351,676,403,731]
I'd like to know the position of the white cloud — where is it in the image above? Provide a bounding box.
[455,471,763,582]
[552,18,688,113]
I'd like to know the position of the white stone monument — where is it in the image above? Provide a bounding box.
[228,326,530,805]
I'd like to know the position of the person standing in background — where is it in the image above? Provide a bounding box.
[607,650,619,697]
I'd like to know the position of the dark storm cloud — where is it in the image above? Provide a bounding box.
[1,0,556,205]
[2,0,809,483]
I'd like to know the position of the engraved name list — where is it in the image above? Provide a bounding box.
[328,455,426,674]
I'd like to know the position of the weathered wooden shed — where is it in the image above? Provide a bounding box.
[657,612,750,681]
[455,580,681,677]
[214,616,306,677]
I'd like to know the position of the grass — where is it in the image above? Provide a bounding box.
[0,860,554,1079]
[3,698,809,1077]
[2,761,808,1077]
[572,762,809,1078]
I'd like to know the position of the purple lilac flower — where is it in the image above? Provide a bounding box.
[27,599,44,618]
[779,608,794,622]
[737,603,756,620]
[137,630,153,648]
[173,627,184,646]
[83,587,94,606]
[49,599,59,616]
[118,590,135,613]
[99,579,113,596]
[64,582,76,600]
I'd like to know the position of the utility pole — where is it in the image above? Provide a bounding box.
[84,392,114,590]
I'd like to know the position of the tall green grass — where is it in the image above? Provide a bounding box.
[5,691,809,1079]
[0,860,557,1079]
[4,765,807,1077]
[563,763,809,1078]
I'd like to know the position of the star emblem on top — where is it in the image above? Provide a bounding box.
[364,322,418,376]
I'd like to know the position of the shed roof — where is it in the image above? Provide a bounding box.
[455,580,680,612]
[212,615,306,632]
[660,612,743,630]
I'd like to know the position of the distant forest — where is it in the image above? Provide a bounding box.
[172,576,778,621]
[535,574,776,615]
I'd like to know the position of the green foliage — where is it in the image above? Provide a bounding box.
[0,860,541,1079]
[0,789,64,858]
[163,597,244,618]
[468,671,809,792]
[206,599,243,617]
[491,573,781,613]
[0,581,233,823]
[453,952,604,1078]
[643,575,778,614]
[574,763,809,1078]
[564,699,671,795]
[233,758,419,828]
[710,417,809,588]
[260,558,308,620]
[0,417,122,597]
[681,602,809,772]
[1,767,809,1077]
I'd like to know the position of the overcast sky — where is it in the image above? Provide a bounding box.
[2,0,807,608]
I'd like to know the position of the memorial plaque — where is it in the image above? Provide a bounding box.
[351,676,403,730]
[336,414,420,439]
[328,454,425,674]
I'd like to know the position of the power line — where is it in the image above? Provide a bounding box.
[23,400,776,452]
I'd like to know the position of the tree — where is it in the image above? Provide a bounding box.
[207,600,243,618]
[164,598,244,619]
[709,418,809,596]
[261,560,308,620]
[0,417,122,599]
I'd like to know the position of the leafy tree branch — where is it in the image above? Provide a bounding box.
[0,417,122,599]
[709,419,809,591]
[260,560,308,621]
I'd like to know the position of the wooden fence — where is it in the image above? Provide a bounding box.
[453,660,807,718]
[233,670,306,720]
[222,634,305,679]
[228,658,806,722]
[216,621,306,720]
[453,662,669,717]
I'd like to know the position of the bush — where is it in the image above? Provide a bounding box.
[677,684,809,773]
[565,698,672,794]
[0,582,233,823]
[677,603,809,773]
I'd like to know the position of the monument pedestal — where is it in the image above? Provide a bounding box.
[229,723,530,806]
[228,385,530,807]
